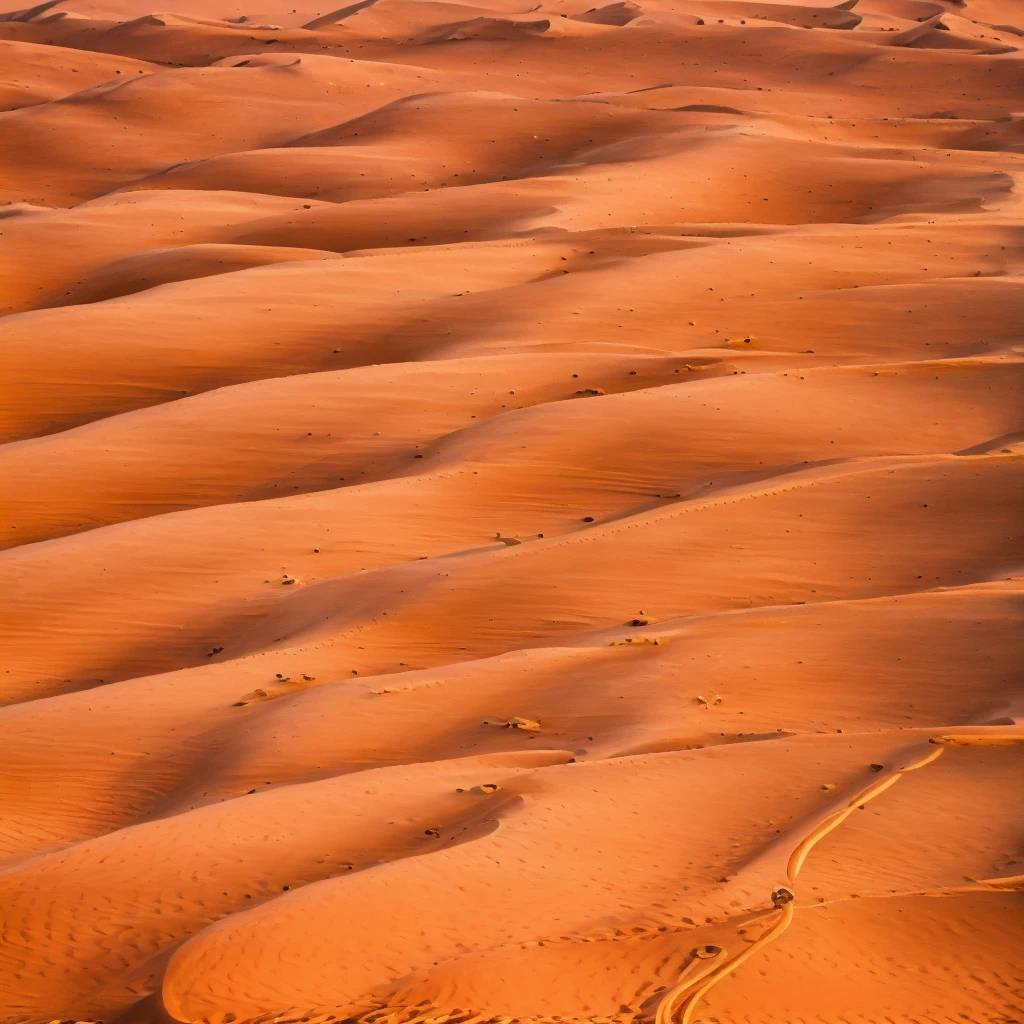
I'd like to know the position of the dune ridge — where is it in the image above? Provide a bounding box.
[0,0,1022,1021]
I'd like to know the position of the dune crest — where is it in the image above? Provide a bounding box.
[0,0,1022,1021]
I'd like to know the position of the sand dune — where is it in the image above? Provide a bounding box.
[1,0,1022,1021]
[0,37,155,107]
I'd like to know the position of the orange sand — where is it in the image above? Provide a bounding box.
[0,0,1022,1021]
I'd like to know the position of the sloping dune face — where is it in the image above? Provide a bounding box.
[2,0,1024,1020]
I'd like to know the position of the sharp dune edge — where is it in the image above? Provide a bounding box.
[0,0,1022,1020]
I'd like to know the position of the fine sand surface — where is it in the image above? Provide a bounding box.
[1,0,1023,1022]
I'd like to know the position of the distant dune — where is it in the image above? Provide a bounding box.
[0,0,1022,1022]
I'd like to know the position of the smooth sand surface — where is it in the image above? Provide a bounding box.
[1,0,1022,1021]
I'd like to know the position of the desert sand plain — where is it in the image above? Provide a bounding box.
[0,0,1022,1020]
